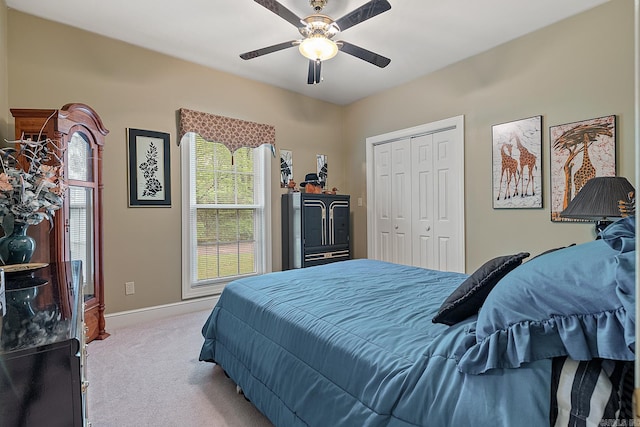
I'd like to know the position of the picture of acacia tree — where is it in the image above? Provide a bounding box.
[549,115,616,222]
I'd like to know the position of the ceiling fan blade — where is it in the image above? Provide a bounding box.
[240,41,297,60]
[334,0,391,32]
[254,0,303,28]
[338,41,391,68]
[307,59,322,84]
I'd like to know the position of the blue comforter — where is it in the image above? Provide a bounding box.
[200,259,552,426]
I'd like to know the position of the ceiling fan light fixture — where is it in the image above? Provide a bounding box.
[298,35,338,61]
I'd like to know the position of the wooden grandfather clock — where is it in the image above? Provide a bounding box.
[11,103,109,342]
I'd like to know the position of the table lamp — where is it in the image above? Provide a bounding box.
[560,176,635,234]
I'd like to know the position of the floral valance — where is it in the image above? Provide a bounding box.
[178,108,275,153]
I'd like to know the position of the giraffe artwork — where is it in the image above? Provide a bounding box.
[492,116,542,208]
[514,134,538,197]
[550,115,616,222]
[572,134,596,194]
[496,144,519,201]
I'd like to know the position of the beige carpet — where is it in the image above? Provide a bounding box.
[87,309,274,427]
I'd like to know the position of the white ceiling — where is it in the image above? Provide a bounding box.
[6,0,609,105]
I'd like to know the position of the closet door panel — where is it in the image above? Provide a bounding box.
[411,135,434,269]
[432,129,461,271]
[390,139,412,265]
[373,143,392,262]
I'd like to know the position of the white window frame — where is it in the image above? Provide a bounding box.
[181,134,272,299]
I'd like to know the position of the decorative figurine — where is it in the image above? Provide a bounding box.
[300,173,324,194]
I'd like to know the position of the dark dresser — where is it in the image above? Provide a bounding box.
[281,192,351,270]
[0,262,86,427]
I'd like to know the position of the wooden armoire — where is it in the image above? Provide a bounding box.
[11,103,109,342]
[281,192,351,270]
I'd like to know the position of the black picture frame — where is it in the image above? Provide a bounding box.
[491,115,543,209]
[127,128,171,207]
[549,114,616,222]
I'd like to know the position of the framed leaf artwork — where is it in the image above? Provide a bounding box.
[127,128,171,207]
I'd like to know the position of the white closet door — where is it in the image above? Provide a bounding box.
[373,139,412,264]
[390,139,412,264]
[373,143,392,262]
[411,129,461,271]
[431,129,462,272]
[367,115,465,273]
[411,134,434,268]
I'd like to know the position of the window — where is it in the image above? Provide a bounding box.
[181,133,271,299]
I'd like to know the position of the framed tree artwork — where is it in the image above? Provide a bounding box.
[317,154,328,188]
[127,128,171,207]
[549,115,616,222]
[280,149,293,188]
[492,116,543,209]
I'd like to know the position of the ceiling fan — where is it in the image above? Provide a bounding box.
[240,0,392,85]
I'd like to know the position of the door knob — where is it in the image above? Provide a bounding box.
[394,225,398,230]
[426,226,431,231]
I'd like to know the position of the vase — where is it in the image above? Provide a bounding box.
[0,222,36,265]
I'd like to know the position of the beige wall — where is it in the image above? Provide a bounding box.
[343,0,636,271]
[4,0,637,314]
[0,0,8,141]
[7,10,346,313]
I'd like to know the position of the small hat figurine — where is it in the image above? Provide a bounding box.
[300,173,324,194]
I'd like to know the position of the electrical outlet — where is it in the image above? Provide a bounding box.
[125,281,135,295]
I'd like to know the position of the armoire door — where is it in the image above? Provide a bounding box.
[329,199,350,247]
[302,198,326,249]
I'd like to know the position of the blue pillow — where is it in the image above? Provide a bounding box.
[602,216,636,352]
[456,222,635,374]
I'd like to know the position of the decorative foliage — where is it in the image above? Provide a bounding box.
[139,142,163,197]
[0,137,66,230]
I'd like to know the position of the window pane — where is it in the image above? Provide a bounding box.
[238,209,255,275]
[237,173,254,204]
[196,208,256,280]
[218,210,238,243]
[215,171,236,204]
[195,139,255,206]
[238,209,254,241]
[68,186,94,300]
[68,132,93,181]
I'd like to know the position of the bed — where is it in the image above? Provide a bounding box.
[200,215,636,426]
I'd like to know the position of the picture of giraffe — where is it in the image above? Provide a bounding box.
[549,115,616,222]
[492,116,543,209]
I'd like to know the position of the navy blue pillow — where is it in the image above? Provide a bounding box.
[432,252,529,326]
[457,217,636,375]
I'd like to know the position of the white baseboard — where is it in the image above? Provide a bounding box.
[105,296,219,330]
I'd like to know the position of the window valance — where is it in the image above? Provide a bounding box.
[178,108,275,153]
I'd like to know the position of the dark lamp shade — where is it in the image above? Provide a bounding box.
[560,176,635,220]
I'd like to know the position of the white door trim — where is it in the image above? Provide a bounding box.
[365,115,465,272]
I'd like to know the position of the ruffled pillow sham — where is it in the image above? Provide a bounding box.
[456,216,636,375]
